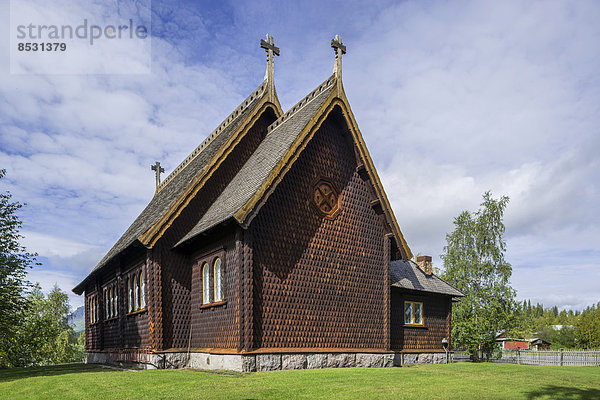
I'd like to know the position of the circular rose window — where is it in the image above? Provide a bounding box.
[314,180,339,215]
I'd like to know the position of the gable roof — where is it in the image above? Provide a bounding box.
[74,41,418,294]
[73,80,282,294]
[390,259,464,297]
[175,76,413,261]
[176,76,336,246]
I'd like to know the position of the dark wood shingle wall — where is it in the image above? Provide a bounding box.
[249,109,388,350]
[154,108,277,350]
[390,290,451,351]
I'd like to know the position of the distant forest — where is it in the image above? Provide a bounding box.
[509,300,600,349]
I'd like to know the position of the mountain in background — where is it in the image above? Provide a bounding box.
[68,306,85,332]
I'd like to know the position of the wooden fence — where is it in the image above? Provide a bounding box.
[491,349,600,366]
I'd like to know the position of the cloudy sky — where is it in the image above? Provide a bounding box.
[1,0,598,311]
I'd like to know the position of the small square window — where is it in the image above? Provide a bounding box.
[404,301,424,325]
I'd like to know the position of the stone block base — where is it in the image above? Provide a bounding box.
[402,352,448,365]
[85,351,449,371]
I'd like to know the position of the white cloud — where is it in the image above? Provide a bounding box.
[20,231,97,259]
[512,263,600,310]
[27,267,84,309]
[1,0,599,311]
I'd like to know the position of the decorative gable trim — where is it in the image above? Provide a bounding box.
[139,99,283,249]
[233,79,412,260]
[156,82,270,192]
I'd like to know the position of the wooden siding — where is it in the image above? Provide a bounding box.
[84,252,150,351]
[390,289,451,351]
[249,109,389,350]
[188,231,241,349]
[152,108,277,350]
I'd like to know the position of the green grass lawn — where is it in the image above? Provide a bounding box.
[1,363,599,400]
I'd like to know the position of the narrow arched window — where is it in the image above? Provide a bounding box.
[111,288,115,317]
[114,287,118,317]
[137,272,142,310]
[214,258,222,302]
[104,291,108,319]
[134,275,140,311]
[202,262,210,304]
[140,271,146,309]
[127,278,132,312]
[94,297,98,322]
[90,298,94,324]
[109,288,114,318]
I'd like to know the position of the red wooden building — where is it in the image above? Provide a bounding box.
[498,338,551,351]
[73,35,463,371]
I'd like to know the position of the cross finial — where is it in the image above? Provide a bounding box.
[331,35,346,81]
[151,161,165,190]
[260,34,279,83]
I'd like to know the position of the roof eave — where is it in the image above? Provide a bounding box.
[230,78,415,262]
[139,96,283,249]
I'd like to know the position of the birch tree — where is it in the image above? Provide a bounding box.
[441,191,515,360]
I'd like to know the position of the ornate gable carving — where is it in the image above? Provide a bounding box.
[313,178,339,216]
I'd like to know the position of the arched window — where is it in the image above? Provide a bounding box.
[110,288,115,318]
[134,275,140,311]
[90,297,94,324]
[202,262,210,304]
[136,272,142,310]
[94,297,98,323]
[127,277,132,312]
[104,291,108,319]
[214,258,222,302]
[140,271,146,309]
[114,287,118,317]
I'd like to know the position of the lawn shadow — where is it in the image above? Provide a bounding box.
[526,385,600,400]
[0,363,119,383]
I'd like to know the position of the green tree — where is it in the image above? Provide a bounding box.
[553,326,576,349]
[574,305,600,348]
[7,285,83,366]
[0,169,38,367]
[441,192,515,360]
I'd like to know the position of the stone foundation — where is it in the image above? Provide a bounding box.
[85,351,449,371]
[401,352,448,365]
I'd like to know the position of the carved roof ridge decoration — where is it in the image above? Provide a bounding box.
[174,78,337,247]
[266,74,335,135]
[73,78,281,294]
[157,81,267,192]
[390,259,465,297]
[157,34,281,192]
[174,68,414,262]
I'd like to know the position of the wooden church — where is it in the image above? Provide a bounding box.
[73,35,463,371]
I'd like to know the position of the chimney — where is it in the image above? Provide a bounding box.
[416,255,433,276]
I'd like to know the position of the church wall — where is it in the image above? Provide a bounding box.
[249,109,389,350]
[154,108,277,350]
[390,289,451,352]
[121,259,150,349]
[188,230,242,349]
[85,289,101,351]
[83,252,150,352]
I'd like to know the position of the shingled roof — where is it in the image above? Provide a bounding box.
[176,77,336,246]
[390,259,464,297]
[75,35,418,294]
[73,81,271,293]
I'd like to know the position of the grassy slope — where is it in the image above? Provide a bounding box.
[1,363,599,400]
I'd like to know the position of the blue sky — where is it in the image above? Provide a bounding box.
[1,0,599,311]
